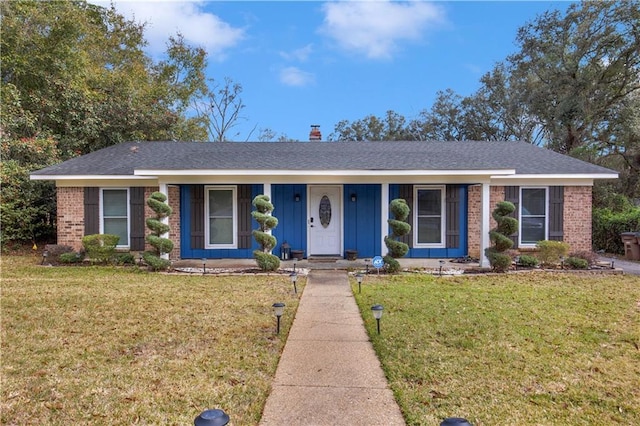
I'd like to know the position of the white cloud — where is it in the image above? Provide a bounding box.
[319,0,445,60]
[91,1,245,59]
[279,67,315,87]
[279,44,314,62]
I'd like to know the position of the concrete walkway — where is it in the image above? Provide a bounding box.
[259,270,405,426]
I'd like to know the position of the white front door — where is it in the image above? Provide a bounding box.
[308,185,342,256]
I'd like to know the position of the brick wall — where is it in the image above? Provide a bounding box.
[56,187,85,251]
[168,186,181,260]
[563,186,592,252]
[467,185,505,259]
[56,186,181,258]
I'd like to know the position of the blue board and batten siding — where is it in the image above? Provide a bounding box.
[389,184,468,259]
[180,184,263,259]
[180,183,467,259]
[343,184,382,258]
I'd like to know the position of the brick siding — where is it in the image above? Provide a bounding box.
[467,185,505,259]
[563,186,592,252]
[468,185,594,258]
[56,186,181,258]
[55,187,85,251]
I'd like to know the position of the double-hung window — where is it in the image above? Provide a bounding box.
[414,186,445,247]
[520,187,547,245]
[100,188,129,247]
[205,186,237,248]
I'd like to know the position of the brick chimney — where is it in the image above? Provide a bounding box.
[309,125,321,141]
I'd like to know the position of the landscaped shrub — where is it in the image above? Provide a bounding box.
[593,206,640,254]
[536,240,570,267]
[59,252,82,264]
[142,192,173,271]
[251,195,280,272]
[114,252,135,265]
[82,234,119,264]
[517,254,539,268]
[565,257,588,269]
[383,198,411,274]
[569,250,598,266]
[485,201,518,272]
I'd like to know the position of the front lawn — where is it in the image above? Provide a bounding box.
[1,255,302,425]
[353,272,640,425]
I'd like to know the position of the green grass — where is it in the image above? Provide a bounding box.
[353,272,640,425]
[1,255,303,425]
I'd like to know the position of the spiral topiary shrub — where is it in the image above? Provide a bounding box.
[251,195,280,272]
[383,198,411,273]
[142,191,173,271]
[485,201,518,272]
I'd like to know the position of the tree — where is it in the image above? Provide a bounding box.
[193,77,249,141]
[383,198,411,273]
[329,111,412,141]
[508,1,640,159]
[1,0,208,157]
[0,0,210,243]
[0,136,60,245]
[143,192,174,271]
[251,195,280,271]
[485,201,518,273]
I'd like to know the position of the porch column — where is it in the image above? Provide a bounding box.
[158,182,169,260]
[263,183,273,254]
[479,182,490,267]
[381,183,389,256]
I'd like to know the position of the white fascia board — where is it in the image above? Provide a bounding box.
[492,173,618,180]
[491,173,618,187]
[134,168,516,177]
[30,174,156,181]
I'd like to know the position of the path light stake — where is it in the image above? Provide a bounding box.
[440,418,473,426]
[272,302,285,334]
[41,250,48,265]
[371,304,383,335]
[293,260,297,273]
[139,253,143,266]
[289,272,298,294]
[202,258,206,275]
[439,259,445,277]
[560,256,565,270]
[356,273,363,294]
[194,408,230,426]
[611,260,615,269]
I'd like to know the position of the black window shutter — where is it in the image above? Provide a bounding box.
[549,186,564,241]
[237,185,252,249]
[130,187,146,250]
[505,186,519,248]
[190,186,205,249]
[446,185,460,248]
[84,187,99,235]
[398,184,413,247]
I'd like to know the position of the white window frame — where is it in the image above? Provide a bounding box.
[413,185,446,248]
[519,186,549,247]
[205,186,237,249]
[99,188,130,248]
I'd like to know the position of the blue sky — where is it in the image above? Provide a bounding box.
[98,1,571,141]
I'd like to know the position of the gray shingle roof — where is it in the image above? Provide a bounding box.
[31,140,617,177]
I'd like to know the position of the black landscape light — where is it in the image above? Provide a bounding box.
[138,253,143,265]
[290,272,298,294]
[356,273,363,293]
[371,304,383,335]
[41,250,49,265]
[439,259,445,276]
[560,256,565,269]
[272,302,285,334]
[440,418,473,426]
[194,408,230,426]
[202,258,207,275]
